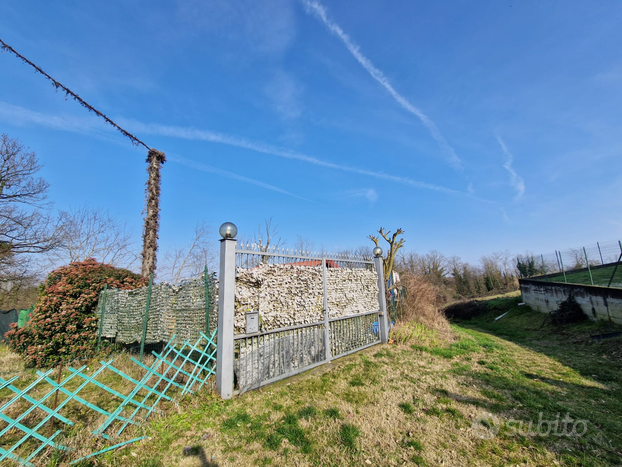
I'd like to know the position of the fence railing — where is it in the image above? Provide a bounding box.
[215,228,389,399]
[526,240,622,288]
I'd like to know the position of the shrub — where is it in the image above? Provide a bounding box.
[443,300,488,320]
[6,259,146,367]
[551,294,587,325]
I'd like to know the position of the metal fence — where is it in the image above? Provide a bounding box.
[215,231,389,399]
[529,240,622,287]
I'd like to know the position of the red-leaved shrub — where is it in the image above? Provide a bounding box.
[6,259,146,367]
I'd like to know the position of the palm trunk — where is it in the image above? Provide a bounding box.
[141,149,166,278]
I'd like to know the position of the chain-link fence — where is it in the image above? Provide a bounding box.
[520,240,622,288]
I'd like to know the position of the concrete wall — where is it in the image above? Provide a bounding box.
[520,279,622,324]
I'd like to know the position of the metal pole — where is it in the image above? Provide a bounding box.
[583,247,594,286]
[97,284,108,352]
[558,251,567,283]
[204,265,210,336]
[322,256,331,363]
[607,245,622,288]
[541,254,547,280]
[373,254,389,344]
[216,236,236,400]
[139,273,153,363]
[597,242,604,265]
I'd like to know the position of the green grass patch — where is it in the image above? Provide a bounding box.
[398,402,415,414]
[323,407,342,419]
[339,423,360,451]
[297,405,317,420]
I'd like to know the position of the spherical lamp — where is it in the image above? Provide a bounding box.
[373,246,383,257]
[219,222,238,239]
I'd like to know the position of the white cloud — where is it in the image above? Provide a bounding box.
[501,208,510,223]
[496,136,525,200]
[176,0,296,56]
[594,68,622,83]
[0,101,104,133]
[264,70,304,120]
[301,0,463,170]
[345,188,378,204]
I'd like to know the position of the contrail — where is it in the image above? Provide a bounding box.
[0,102,315,202]
[301,0,463,170]
[124,120,462,196]
[496,136,525,200]
[169,155,315,203]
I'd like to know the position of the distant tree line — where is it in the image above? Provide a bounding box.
[396,250,522,302]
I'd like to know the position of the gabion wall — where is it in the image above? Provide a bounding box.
[234,264,379,333]
[98,264,379,342]
[98,275,217,345]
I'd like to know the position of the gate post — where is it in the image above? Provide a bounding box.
[373,248,390,344]
[216,222,237,399]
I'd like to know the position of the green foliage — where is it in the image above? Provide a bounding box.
[516,254,545,278]
[5,259,146,367]
[551,294,587,325]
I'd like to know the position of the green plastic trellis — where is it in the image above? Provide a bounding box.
[0,328,218,466]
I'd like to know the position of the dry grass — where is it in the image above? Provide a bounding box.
[103,298,622,467]
[3,298,622,466]
[391,274,453,343]
[0,345,170,466]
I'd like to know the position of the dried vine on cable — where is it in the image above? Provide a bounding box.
[0,38,149,150]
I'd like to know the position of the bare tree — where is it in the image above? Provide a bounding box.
[368,227,405,280]
[0,134,58,304]
[253,217,285,263]
[48,205,137,268]
[160,221,216,285]
[293,235,314,255]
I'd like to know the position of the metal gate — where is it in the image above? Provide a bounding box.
[214,224,389,399]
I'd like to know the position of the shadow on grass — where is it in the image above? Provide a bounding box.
[454,297,622,386]
[444,297,622,464]
[183,446,220,467]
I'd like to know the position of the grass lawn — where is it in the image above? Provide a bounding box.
[81,297,621,467]
[544,263,622,288]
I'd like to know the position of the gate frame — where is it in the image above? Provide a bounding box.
[215,223,388,400]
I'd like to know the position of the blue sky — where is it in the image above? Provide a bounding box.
[1,0,621,266]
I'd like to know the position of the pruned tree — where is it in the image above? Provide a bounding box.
[0,134,59,304]
[48,205,137,268]
[161,221,216,285]
[368,227,405,280]
[141,149,166,278]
